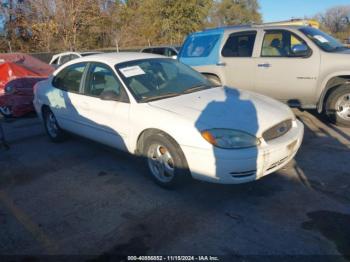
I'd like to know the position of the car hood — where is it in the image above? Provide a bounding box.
[148,87,294,136]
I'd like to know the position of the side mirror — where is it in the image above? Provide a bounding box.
[292,44,310,57]
[171,55,177,59]
[100,90,120,101]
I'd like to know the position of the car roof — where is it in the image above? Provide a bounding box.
[54,52,166,74]
[195,24,305,34]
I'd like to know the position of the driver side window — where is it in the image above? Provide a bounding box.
[84,64,122,97]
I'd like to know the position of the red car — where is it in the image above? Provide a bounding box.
[0,77,47,117]
[0,54,54,117]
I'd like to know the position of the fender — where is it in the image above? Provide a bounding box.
[316,71,350,113]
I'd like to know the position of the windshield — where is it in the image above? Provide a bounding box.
[180,34,221,58]
[299,27,347,52]
[115,58,215,102]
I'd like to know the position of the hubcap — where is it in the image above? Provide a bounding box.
[335,93,350,121]
[147,144,175,183]
[46,112,58,137]
[0,106,11,116]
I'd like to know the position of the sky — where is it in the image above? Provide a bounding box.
[260,0,350,22]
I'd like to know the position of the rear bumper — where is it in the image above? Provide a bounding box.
[181,119,304,184]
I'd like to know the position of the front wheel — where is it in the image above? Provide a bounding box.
[325,85,350,127]
[143,133,190,188]
[43,108,65,142]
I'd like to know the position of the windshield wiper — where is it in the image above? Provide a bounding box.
[182,84,213,94]
[140,92,180,102]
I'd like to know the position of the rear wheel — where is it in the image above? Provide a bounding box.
[325,85,350,127]
[0,106,12,118]
[43,107,65,142]
[143,133,190,188]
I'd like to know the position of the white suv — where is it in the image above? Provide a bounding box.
[178,25,350,126]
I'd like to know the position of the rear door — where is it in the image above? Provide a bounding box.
[51,62,88,132]
[220,30,257,90]
[253,29,319,106]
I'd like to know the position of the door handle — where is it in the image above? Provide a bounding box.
[216,62,226,66]
[258,63,271,68]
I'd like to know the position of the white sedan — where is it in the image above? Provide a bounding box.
[33,53,304,188]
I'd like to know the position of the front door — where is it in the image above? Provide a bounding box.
[253,29,319,107]
[78,63,130,151]
[50,62,88,132]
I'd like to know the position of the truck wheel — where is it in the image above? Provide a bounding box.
[0,106,12,118]
[43,107,65,142]
[143,133,191,188]
[325,84,350,127]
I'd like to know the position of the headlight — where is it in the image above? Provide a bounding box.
[201,129,260,149]
[4,85,14,94]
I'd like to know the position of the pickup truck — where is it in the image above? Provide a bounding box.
[178,25,350,126]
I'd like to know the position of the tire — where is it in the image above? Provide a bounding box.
[0,106,12,118]
[324,84,350,127]
[43,107,65,142]
[204,74,221,86]
[143,133,191,188]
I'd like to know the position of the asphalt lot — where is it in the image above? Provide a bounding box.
[0,110,349,260]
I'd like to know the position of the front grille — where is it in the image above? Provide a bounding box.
[263,119,292,141]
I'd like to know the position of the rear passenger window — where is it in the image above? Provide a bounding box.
[53,63,86,93]
[222,31,257,57]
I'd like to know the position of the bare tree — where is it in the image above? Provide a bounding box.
[317,5,350,34]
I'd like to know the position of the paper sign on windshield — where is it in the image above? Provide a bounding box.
[314,35,329,43]
[119,66,145,78]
